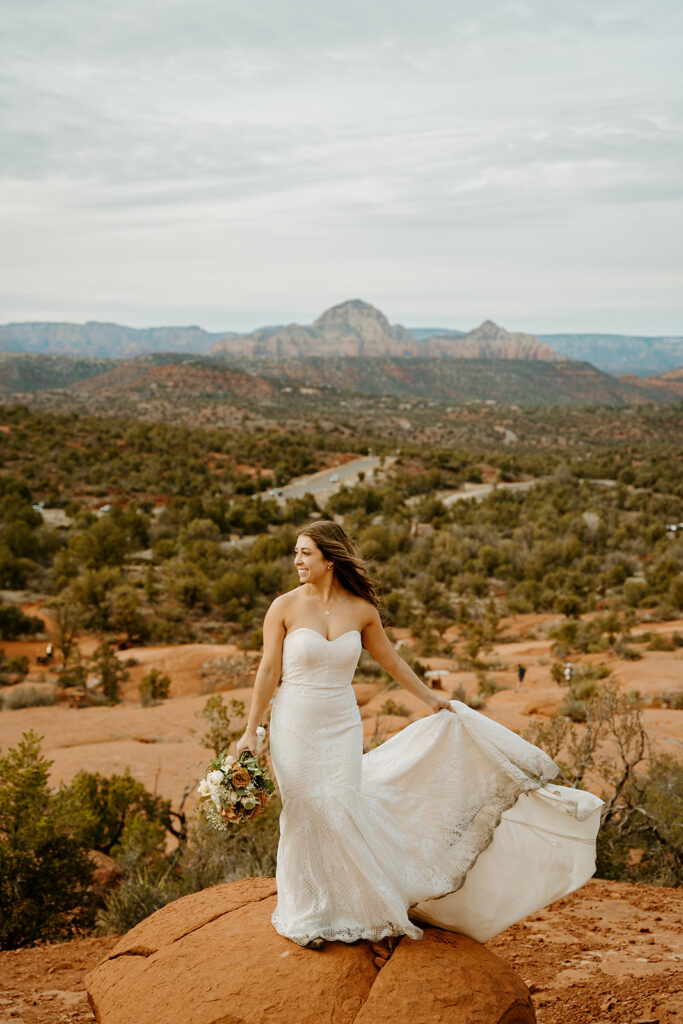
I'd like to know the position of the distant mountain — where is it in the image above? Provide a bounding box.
[620,366,683,400]
[71,359,281,402]
[212,300,564,361]
[3,307,681,377]
[407,327,465,342]
[421,320,565,361]
[0,353,111,391]
[0,322,231,359]
[0,352,282,403]
[211,299,418,358]
[0,350,673,407]
[538,333,683,377]
[214,355,672,407]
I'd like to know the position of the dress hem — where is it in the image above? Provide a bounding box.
[407,759,560,917]
[272,760,560,948]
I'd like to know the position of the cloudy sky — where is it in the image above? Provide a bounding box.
[1,0,681,333]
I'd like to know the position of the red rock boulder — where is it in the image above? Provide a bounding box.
[86,877,535,1024]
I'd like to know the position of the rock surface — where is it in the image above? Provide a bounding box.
[86,877,536,1024]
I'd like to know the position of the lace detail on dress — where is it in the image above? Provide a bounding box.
[268,629,599,947]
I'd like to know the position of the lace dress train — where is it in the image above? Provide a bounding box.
[269,628,603,947]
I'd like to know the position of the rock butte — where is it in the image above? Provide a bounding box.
[86,877,536,1024]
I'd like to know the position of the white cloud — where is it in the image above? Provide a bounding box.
[1,0,682,332]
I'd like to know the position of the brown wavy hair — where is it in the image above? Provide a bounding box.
[297,520,379,609]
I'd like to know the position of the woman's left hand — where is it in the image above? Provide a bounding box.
[429,694,455,714]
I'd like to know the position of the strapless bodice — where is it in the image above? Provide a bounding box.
[281,627,362,691]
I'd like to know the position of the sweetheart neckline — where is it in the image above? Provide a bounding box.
[285,627,361,644]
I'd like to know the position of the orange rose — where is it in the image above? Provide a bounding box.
[231,766,251,789]
[248,792,268,819]
[219,805,239,822]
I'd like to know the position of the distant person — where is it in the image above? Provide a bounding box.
[564,663,574,684]
[516,664,526,690]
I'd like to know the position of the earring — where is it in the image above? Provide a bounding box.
[327,564,332,570]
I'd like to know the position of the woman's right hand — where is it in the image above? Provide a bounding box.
[236,730,258,758]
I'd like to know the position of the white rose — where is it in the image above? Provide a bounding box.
[207,770,223,786]
[223,754,235,766]
[197,779,211,797]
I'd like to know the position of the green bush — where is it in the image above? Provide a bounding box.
[96,866,180,935]
[98,797,282,934]
[91,640,129,704]
[379,698,411,717]
[0,602,43,640]
[139,668,171,706]
[597,756,683,887]
[7,654,30,676]
[61,769,173,857]
[195,694,246,757]
[3,685,57,710]
[646,632,676,651]
[0,731,94,948]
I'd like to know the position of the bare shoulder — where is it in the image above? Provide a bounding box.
[266,591,295,619]
[267,588,304,626]
[264,593,292,622]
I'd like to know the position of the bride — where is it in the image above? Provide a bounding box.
[236,520,602,950]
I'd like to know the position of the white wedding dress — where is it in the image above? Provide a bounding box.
[269,628,603,947]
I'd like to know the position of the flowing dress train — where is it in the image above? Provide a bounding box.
[269,628,603,946]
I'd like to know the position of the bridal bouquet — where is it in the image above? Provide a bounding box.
[198,730,274,830]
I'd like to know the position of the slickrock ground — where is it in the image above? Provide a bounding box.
[84,877,536,1024]
[0,614,680,1021]
[1,616,681,813]
[0,878,680,1024]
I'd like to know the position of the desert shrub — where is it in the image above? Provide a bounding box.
[139,668,171,706]
[525,681,681,885]
[660,689,683,710]
[477,673,505,697]
[178,797,281,893]
[57,651,88,689]
[560,694,590,722]
[91,640,129,704]
[613,638,643,660]
[61,769,173,857]
[98,796,282,934]
[195,694,246,757]
[597,756,683,887]
[0,601,43,640]
[6,654,29,676]
[239,627,263,651]
[96,865,181,934]
[0,731,94,948]
[3,685,57,709]
[450,683,467,703]
[646,632,676,651]
[379,698,411,717]
[622,580,649,607]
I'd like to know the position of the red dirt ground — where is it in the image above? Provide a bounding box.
[0,879,680,1024]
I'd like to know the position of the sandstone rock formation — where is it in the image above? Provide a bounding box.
[210,300,564,362]
[423,320,566,361]
[86,877,536,1024]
